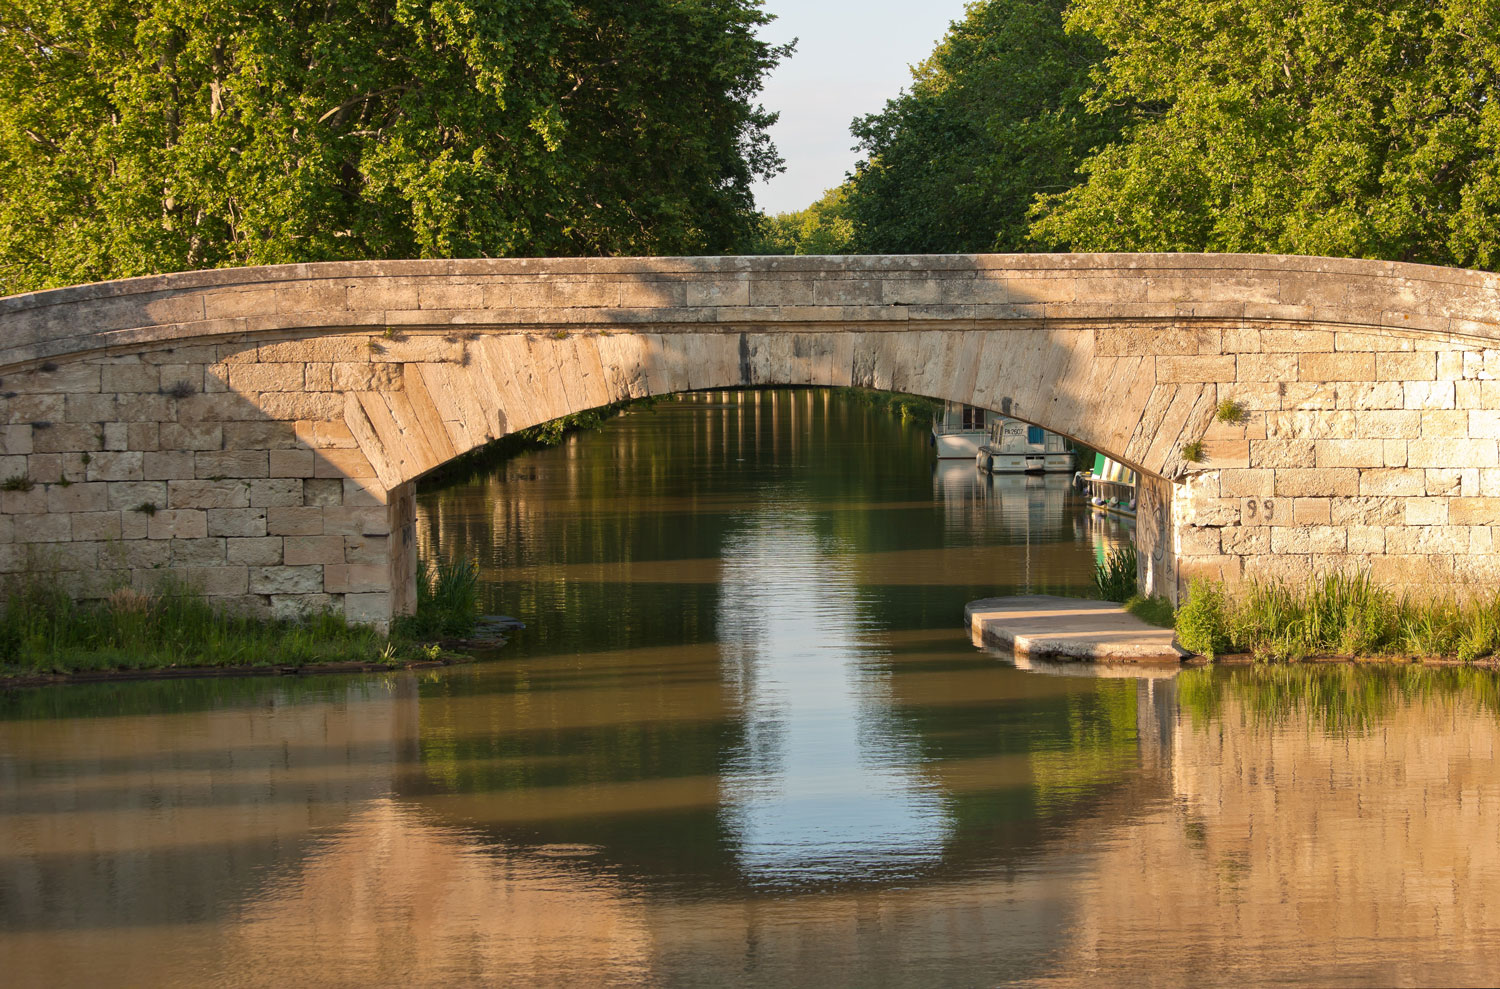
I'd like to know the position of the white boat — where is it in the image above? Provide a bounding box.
[1075,453,1138,518]
[931,402,998,459]
[975,417,1074,474]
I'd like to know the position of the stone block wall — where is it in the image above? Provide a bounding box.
[1169,327,1500,591]
[2,254,1498,623]
[0,340,409,626]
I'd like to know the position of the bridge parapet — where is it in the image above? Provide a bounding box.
[1,254,1497,625]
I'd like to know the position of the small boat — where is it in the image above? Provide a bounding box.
[975,417,1074,474]
[931,401,997,459]
[1075,453,1137,518]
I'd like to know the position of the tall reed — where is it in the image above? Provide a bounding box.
[394,557,481,638]
[1093,544,1138,602]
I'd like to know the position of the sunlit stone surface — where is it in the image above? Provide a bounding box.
[5,254,1500,618]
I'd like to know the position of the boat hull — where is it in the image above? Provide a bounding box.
[934,430,987,459]
[977,449,1074,474]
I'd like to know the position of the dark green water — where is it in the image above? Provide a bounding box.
[4,389,1500,987]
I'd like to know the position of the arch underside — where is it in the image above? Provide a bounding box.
[348,327,1199,490]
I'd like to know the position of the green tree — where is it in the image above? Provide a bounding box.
[1031,0,1500,269]
[0,0,789,295]
[843,0,1121,254]
[740,184,855,254]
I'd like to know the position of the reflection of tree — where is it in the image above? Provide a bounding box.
[1177,665,1500,734]
[884,648,1149,848]
[1028,685,1141,817]
[405,650,746,885]
[0,673,351,720]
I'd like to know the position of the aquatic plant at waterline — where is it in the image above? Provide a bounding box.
[394,557,481,639]
[1174,571,1500,663]
[1093,544,1138,602]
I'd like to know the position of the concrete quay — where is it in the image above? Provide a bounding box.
[965,596,1188,663]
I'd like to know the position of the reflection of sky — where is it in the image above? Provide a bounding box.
[716,506,950,885]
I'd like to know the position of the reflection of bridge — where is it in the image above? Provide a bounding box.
[8,662,1500,983]
[3,253,1499,622]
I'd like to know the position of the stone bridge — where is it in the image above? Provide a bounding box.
[1,254,1497,626]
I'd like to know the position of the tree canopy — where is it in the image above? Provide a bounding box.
[1030,0,1500,269]
[840,0,1121,254]
[0,0,788,295]
[739,184,854,255]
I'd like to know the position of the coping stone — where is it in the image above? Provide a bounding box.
[965,595,1188,663]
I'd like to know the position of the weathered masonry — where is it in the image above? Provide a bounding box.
[2,254,1498,626]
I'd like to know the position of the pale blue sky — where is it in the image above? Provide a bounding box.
[751,0,970,215]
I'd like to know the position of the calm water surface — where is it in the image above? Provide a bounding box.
[3,389,1500,987]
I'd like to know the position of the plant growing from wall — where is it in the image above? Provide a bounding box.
[1215,398,1248,424]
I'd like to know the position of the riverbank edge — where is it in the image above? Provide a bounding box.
[970,591,1500,671]
[0,652,479,689]
[1205,651,1500,670]
[0,630,515,689]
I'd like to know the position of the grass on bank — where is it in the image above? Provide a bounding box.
[1092,545,1498,663]
[1091,544,1174,627]
[0,561,482,677]
[1176,571,1500,663]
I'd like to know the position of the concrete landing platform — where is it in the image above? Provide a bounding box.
[965,595,1187,663]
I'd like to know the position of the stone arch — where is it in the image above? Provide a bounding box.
[3,254,1498,625]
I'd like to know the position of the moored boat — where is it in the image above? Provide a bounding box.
[1075,453,1137,518]
[974,416,1074,474]
[931,401,997,459]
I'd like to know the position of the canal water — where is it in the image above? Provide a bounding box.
[3,388,1500,987]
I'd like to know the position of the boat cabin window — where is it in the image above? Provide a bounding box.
[960,405,984,430]
[1027,426,1044,445]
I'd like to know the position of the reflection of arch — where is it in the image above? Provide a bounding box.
[4,253,1499,622]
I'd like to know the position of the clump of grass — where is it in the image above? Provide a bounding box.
[162,380,195,399]
[1181,439,1206,463]
[1093,544,1138,602]
[1215,398,1248,424]
[133,501,158,515]
[1,475,34,492]
[548,329,569,340]
[393,556,481,639]
[0,575,393,674]
[1176,579,1234,660]
[1174,570,1500,664]
[1124,594,1174,628]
